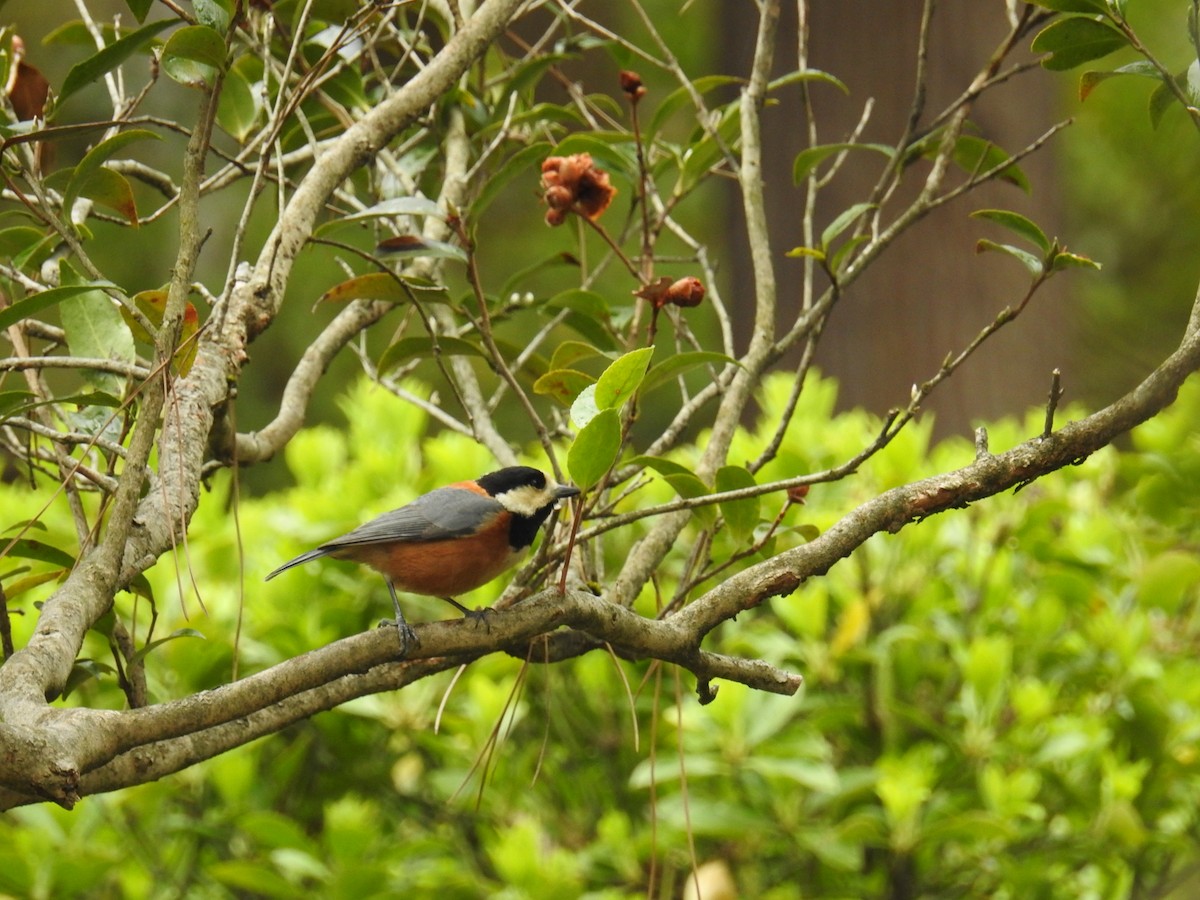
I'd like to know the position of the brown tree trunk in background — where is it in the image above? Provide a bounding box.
[728,2,1071,437]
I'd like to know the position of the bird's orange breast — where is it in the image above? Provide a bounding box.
[333,510,520,597]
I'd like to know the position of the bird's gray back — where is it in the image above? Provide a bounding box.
[321,486,503,549]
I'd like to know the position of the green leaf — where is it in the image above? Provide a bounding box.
[1079,61,1161,102]
[1137,551,1200,613]
[0,390,37,417]
[595,346,654,410]
[792,142,894,185]
[217,62,260,143]
[45,21,111,47]
[676,105,741,194]
[63,128,159,223]
[57,19,173,109]
[124,0,154,21]
[161,25,227,90]
[78,127,155,175]
[0,283,120,332]
[629,455,695,481]
[549,340,606,371]
[4,539,76,568]
[499,102,585,136]
[194,0,234,32]
[634,456,715,526]
[374,235,467,263]
[767,68,848,95]
[3,570,65,599]
[1031,17,1127,71]
[648,74,744,139]
[716,465,759,544]
[821,202,875,249]
[550,133,637,181]
[72,166,140,225]
[1148,77,1178,129]
[950,135,1029,191]
[58,272,136,395]
[559,309,619,352]
[124,572,155,604]
[1,390,123,420]
[642,351,738,393]
[502,53,575,101]
[568,407,621,489]
[62,659,116,700]
[0,225,55,270]
[970,209,1051,253]
[1050,250,1102,271]
[828,234,871,274]
[1159,61,1200,129]
[207,860,297,898]
[11,230,60,273]
[975,239,1044,276]
[569,383,600,429]
[533,369,595,405]
[961,634,1012,714]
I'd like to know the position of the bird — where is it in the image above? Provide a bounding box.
[265,466,580,656]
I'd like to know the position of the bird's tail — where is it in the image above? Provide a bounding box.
[264,547,331,581]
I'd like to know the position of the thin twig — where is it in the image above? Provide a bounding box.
[1042,368,1063,439]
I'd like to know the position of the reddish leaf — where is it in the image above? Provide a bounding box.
[8,61,49,120]
[319,272,408,304]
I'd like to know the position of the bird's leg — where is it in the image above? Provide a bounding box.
[441,596,491,630]
[384,577,418,656]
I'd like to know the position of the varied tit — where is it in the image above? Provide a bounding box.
[266,466,580,655]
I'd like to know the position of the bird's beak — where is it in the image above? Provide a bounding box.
[554,483,581,502]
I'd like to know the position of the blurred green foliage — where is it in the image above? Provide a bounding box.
[2,369,1199,897]
[1058,0,1200,403]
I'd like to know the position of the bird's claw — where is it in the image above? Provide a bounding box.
[461,606,492,632]
[378,618,420,657]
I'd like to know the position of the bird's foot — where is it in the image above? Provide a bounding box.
[442,597,492,632]
[378,618,420,657]
[461,606,492,632]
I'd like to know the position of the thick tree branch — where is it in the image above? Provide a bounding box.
[233,298,394,463]
[0,585,800,808]
[679,294,1200,638]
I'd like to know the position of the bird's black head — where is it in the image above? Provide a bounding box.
[477,466,548,497]
[477,466,581,550]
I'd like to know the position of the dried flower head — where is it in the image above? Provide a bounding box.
[786,484,810,505]
[540,153,617,226]
[664,276,705,308]
[634,275,707,311]
[619,70,646,102]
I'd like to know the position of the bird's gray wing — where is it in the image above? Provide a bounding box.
[321,487,504,549]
